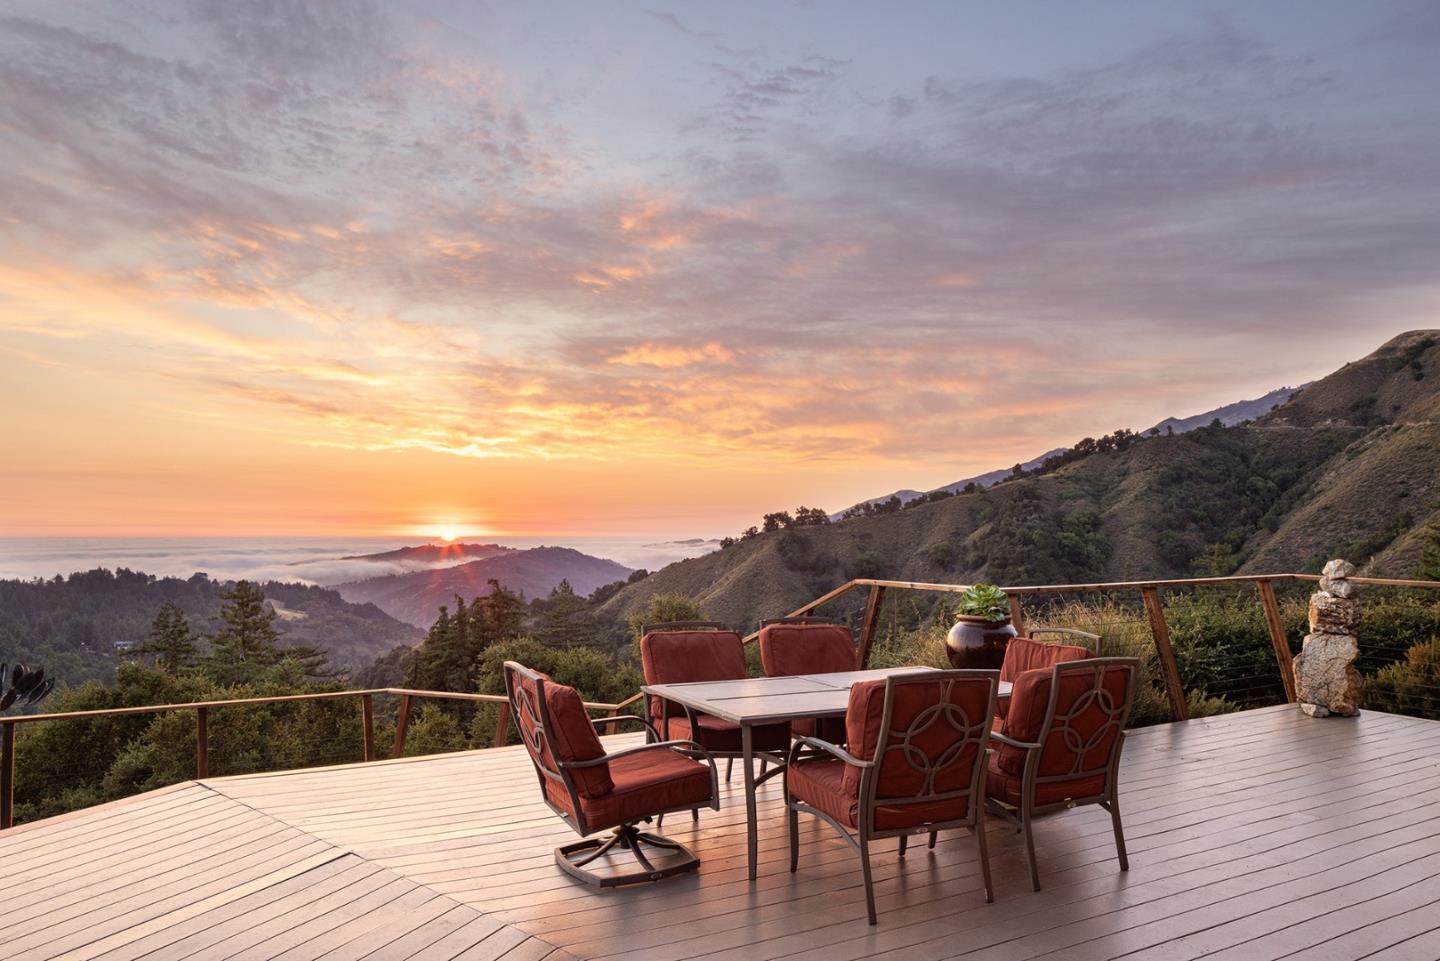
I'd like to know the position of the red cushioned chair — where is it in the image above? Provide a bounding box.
[785,670,998,924]
[504,661,719,887]
[986,657,1138,891]
[757,617,858,744]
[995,629,1100,726]
[640,622,792,785]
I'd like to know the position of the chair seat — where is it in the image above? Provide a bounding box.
[789,757,972,831]
[551,748,713,830]
[791,716,848,744]
[984,754,1106,808]
[664,712,792,754]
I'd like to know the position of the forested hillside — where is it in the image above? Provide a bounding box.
[599,330,1440,629]
[336,546,633,626]
[0,568,422,688]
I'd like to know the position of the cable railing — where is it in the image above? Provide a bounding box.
[0,686,628,829]
[3,570,1437,830]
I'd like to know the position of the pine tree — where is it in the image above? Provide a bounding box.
[208,580,282,675]
[127,602,198,672]
[204,581,334,682]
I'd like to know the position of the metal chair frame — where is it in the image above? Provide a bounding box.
[1026,626,1103,656]
[985,656,1138,891]
[785,669,999,924]
[504,661,720,887]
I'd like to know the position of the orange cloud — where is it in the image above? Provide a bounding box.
[606,341,736,368]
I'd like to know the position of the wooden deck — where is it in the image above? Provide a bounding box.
[7,704,1440,961]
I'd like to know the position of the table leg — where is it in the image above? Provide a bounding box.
[742,722,758,881]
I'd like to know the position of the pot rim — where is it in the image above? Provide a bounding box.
[951,614,1012,627]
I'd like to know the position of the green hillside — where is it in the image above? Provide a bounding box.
[601,330,1440,629]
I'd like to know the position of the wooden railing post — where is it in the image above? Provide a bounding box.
[492,702,512,748]
[360,694,375,763]
[1257,579,1298,703]
[195,707,209,778]
[1141,586,1189,721]
[1,720,15,830]
[857,585,887,668]
[392,694,412,759]
[1008,595,1025,636]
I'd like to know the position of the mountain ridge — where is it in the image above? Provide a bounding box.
[337,545,633,627]
[835,386,1304,518]
[602,330,1440,630]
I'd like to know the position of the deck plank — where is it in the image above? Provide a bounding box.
[5,705,1438,961]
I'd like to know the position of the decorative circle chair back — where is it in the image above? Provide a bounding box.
[999,657,1138,792]
[846,671,997,829]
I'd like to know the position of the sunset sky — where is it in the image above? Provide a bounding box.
[2,2,1437,539]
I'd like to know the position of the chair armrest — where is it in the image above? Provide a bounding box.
[563,739,711,769]
[787,735,871,769]
[591,714,659,740]
[988,729,1042,751]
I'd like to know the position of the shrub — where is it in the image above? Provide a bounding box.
[1365,638,1440,718]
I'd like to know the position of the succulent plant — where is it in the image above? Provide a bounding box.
[956,584,1011,623]
[0,663,56,713]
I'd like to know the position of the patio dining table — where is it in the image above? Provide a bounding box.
[642,666,1012,880]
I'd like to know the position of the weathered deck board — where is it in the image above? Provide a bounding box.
[6,705,1438,960]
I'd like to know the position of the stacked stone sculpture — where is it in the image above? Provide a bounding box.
[1292,559,1362,717]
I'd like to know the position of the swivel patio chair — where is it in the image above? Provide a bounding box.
[640,622,792,784]
[995,629,1098,725]
[504,661,720,887]
[758,616,858,744]
[986,657,1138,891]
[785,670,999,924]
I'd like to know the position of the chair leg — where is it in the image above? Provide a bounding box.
[975,808,994,903]
[928,830,938,850]
[898,835,908,856]
[787,801,800,873]
[1021,802,1040,892]
[760,758,767,776]
[1108,797,1129,872]
[859,833,877,925]
[692,807,700,822]
[726,757,733,782]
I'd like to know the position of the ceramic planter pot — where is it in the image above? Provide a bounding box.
[945,615,1016,670]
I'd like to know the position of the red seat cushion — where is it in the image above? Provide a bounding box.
[789,756,976,831]
[986,755,1106,807]
[790,715,849,744]
[788,757,857,827]
[661,712,792,754]
[564,748,713,830]
[758,623,858,678]
[999,637,1093,683]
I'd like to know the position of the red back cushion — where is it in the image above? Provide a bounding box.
[1000,637,1093,683]
[641,629,746,719]
[758,623,858,677]
[515,670,612,798]
[843,675,991,801]
[996,662,1132,781]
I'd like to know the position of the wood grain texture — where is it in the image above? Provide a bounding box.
[8,705,1438,960]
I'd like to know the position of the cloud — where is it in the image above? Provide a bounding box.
[2,3,1438,498]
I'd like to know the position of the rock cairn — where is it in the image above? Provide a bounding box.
[1292,559,1363,717]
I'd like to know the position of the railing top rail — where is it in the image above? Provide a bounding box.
[0,686,625,726]
[6,572,1433,725]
